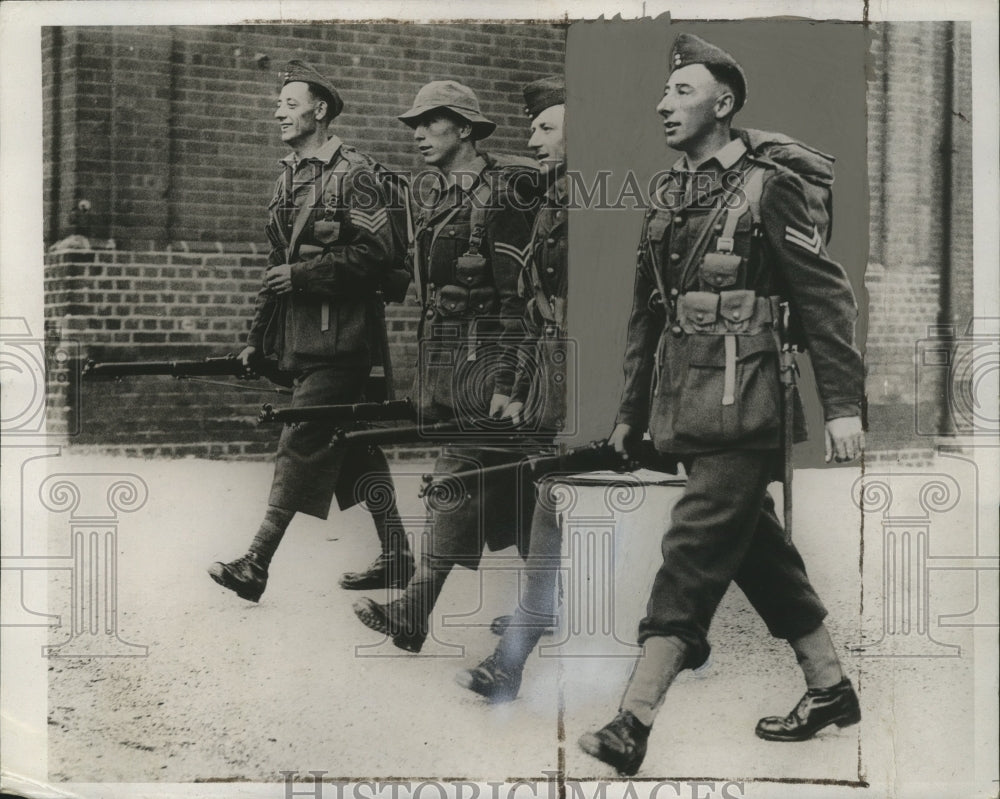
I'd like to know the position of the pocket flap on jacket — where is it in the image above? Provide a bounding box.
[718,290,757,323]
[677,291,719,326]
[699,252,742,288]
[437,285,469,315]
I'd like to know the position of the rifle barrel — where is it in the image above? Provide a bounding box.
[263,399,415,424]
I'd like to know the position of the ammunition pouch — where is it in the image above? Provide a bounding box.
[675,290,775,335]
[435,285,469,317]
[455,253,490,287]
[698,252,742,290]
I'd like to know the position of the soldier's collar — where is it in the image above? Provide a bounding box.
[672,136,747,173]
[280,134,344,168]
[438,154,488,193]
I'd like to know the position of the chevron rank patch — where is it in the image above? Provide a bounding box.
[784,225,822,255]
[493,241,531,268]
[349,207,388,235]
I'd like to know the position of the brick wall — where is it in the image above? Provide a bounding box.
[863,22,973,449]
[43,23,567,247]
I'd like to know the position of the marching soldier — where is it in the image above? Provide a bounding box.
[455,76,569,700]
[208,60,415,603]
[351,80,543,652]
[578,35,865,775]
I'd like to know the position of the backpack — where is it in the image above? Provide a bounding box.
[351,153,413,304]
[734,127,836,242]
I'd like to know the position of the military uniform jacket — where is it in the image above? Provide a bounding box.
[248,135,398,373]
[413,153,538,421]
[511,175,568,431]
[616,137,863,454]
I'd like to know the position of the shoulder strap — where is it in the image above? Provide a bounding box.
[286,155,351,262]
[715,166,765,253]
[465,179,495,255]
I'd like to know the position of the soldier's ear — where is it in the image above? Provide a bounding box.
[314,99,329,123]
[714,90,735,121]
[458,122,474,141]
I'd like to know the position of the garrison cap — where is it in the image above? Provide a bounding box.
[523,76,565,119]
[668,33,748,111]
[282,59,344,120]
[398,80,497,140]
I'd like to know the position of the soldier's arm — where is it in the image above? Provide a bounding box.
[759,171,865,422]
[614,224,661,434]
[246,198,287,352]
[484,180,534,399]
[288,163,396,298]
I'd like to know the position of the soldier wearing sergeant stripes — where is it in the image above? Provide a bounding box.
[352,80,545,653]
[208,60,415,603]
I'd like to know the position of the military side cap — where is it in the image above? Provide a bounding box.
[523,76,565,119]
[282,59,344,120]
[668,33,748,111]
[398,80,496,140]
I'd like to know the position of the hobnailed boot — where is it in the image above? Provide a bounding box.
[340,504,415,590]
[455,651,523,703]
[352,596,426,652]
[577,711,651,777]
[578,636,688,776]
[351,556,450,653]
[207,553,268,603]
[755,677,861,741]
[339,551,415,590]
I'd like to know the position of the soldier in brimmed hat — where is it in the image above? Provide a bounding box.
[351,80,546,654]
[207,60,415,604]
[578,33,864,775]
[455,75,570,702]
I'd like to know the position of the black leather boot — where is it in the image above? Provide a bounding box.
[352,596,426,653]
[578,710,651,776]
[339,551,416,590]
[755,677,861,741]
[207,553,268,603]
[455,651,523,703]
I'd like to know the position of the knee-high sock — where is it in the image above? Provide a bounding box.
[620,636,688,728]
[248,505,295,568]
[790,623,844,689]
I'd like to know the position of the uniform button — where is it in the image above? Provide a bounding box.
[714,223,723,233]
[546,237,556,245]
[674,215,684,225]
[425,309,435,319]
[546,267,555,274]
[695,312,705,321]
[670,288,679,297]
[670,252,681,263]
[732,311,741,320]
[671,325,683,338]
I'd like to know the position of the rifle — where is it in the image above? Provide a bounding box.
[83,354,295,388]
[329,417,555,449]
[778,301,800,543]
[259,398,416,425]
[419,438,679,499]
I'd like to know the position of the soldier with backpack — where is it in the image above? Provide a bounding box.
[351,80,544,653]
[207,60,415,603]
[578,34,865,775]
